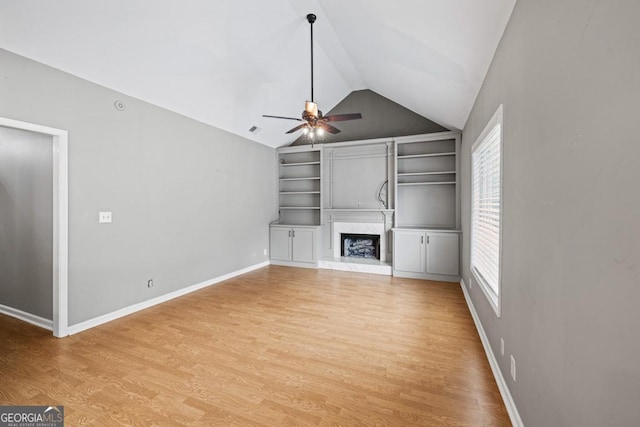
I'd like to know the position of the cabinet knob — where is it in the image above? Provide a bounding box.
[421,235,424,244]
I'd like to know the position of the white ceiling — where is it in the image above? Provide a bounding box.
[0,0,515,148]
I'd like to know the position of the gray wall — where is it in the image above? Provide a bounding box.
[460,1,640,426]
[327,143,389,210]
[292,89,448,145]
[0,48,276,326]
[0,126,53,319]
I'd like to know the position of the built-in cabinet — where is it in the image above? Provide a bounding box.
[393,229,460,281]
[270,225,319,267]
[392,132,461,281]
[270,132,461,280]
[393,230,425,273]
[270,145,322,268]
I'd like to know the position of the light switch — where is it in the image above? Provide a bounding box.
[99,211,112,223]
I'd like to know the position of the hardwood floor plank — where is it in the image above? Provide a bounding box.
[0,266,510,425]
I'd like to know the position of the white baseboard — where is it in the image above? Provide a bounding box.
[67,261,270,336]
[0,303,53,331]
[460,279,524,427]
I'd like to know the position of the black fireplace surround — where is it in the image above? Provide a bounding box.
[341,233,380,259]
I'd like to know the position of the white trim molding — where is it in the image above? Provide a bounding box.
[0,304,53,331]
[67,261,269,335]
[460,279,524,427]
[0,116,69,338]
[470,104,504,318]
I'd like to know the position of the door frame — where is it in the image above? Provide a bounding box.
[0,117,68,337]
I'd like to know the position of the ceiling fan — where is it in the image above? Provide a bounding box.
[263,13,362,138]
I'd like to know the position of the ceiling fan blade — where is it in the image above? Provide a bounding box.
[263,114,304,121]
[318,122,341,134]
[285,123,309,134]
[323,113,363,122]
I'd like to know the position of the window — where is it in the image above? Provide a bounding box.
[471,104,503,316]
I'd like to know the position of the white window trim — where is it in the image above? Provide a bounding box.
[470,104,503,317]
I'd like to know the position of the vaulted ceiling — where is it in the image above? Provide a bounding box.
[0,0,515,148]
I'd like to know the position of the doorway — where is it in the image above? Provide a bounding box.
[0,117,68,337]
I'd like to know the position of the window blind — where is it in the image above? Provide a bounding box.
[471,121,501,299]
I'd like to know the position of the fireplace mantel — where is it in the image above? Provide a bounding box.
[322,210,394,262]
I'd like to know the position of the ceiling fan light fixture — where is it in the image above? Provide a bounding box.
[304,101,318,118]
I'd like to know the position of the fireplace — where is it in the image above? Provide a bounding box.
[341,233,380,259]
[332,222,387,262]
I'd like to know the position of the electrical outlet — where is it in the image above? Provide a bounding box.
[500,338,505,356]
[469,277,473,288]
[263,248,268,256]
[510,355,516,381]
[147,279,154,288]
[98,211,112,223]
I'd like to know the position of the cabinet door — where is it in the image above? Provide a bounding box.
[426,233,459,276]
[393,231,425,273]
[292,228,315,263]
[270,227,292,261]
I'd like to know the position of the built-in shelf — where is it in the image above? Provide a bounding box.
[397,152,456,159]
[397,181,456,186]
[395,136,460,229]
[279,161,321,167]
[324,209,395,213]
[393,134,461,280]
[397,171,456,176]
[279,206,321,210]
[277,148,322,226]
[279,191,321,195]
[279,177,321,181]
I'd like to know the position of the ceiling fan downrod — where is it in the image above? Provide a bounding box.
[307,13,316,103]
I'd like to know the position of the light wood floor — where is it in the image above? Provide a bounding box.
[0,266,510,426]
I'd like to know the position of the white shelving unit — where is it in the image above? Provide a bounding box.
[394,134,460,229]
[393,132,461,281]
[276,147,322,226]
[269,132,461,278]
[270,146,322,268]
